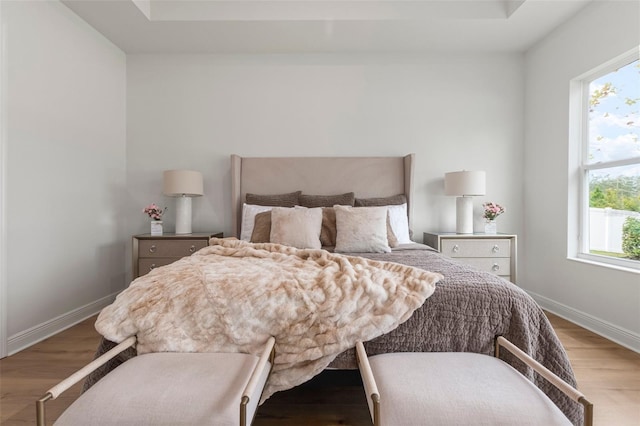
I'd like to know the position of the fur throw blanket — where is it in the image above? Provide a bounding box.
[96,238,442,400]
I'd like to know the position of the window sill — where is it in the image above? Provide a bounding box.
[569,254,640,274]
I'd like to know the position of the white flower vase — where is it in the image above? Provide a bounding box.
[151,220,163,236]
[484,220,497,234]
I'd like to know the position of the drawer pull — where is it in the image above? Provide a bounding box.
[492,245,500,253]
[189,245,196,253]
[150,263,156,271]
[452,244,460,253]
[492,263,500,272]
[149,245,157,253]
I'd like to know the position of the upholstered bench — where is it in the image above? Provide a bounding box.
[356,337,592,426]
[37,336,275,426]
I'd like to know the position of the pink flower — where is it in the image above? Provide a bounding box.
[143,203,167,220]
[483,202,505,221]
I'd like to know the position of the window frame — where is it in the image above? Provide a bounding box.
[569,48,640,272]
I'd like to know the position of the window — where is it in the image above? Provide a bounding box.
[572,51,640,270]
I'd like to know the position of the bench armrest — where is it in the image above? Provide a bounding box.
[36,336,136,426]
[355,341,380,426]
[240,336,276,426]
[495,336,593,426]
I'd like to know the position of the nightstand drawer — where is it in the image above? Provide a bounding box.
[458,257,511,277]
[139,240,208,258]
[138,258,178,276]
[133,232,222,280]
[424,232,517,284]
[441,239,511,258]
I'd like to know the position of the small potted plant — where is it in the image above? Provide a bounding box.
[144,203,166,235]
[482,202,504,234]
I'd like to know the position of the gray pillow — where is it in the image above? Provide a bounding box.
[299,192,355,208]
[246,191,301,207]
[250,211,272,243]
[355,194,407,207]
[320,207,337,247]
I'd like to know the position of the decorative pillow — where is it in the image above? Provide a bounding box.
[320,207,338,247]
[299,192,355,208]
[334,205,391,253]
[388,203,412,244]
[240,204,274,241]
[250,211,272,243]
[270,207,322,249]
[245,190,301,207]
[321,207,398,248]
[354,194,407,207]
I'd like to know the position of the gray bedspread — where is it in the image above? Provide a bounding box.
[84,245,582,425]
[332,247,581,425]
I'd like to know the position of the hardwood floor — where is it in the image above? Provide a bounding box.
[545,312,640,425]
[1,312,638,425]
[0,318,101,425]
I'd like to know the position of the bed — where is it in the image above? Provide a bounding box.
[86,154,582,425]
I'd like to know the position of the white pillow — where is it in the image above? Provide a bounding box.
[270,207,322,249]
[240,204,274,241]
[387,203,412,244]
[334,205,391,253]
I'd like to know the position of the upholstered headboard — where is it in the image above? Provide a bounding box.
[230,154,415,238]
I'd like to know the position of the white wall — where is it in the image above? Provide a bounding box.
[524,0,640,350]
[126,53,524,262]
[3,1,127,354]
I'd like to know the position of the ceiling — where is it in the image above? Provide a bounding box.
[61,0,594,54]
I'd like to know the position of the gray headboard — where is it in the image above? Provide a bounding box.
[230,154,415,238]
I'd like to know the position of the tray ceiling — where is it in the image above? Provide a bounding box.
[61,0,594,53]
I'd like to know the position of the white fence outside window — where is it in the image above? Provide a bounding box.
[589,208,640,253]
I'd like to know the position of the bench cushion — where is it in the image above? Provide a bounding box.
[55,352,269,426]
[368,352,572,426]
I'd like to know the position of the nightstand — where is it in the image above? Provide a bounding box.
[423,232,517,284]
[132,232,223,279]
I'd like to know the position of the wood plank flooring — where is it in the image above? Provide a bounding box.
[1,312,638,425]
[545,312,640,425]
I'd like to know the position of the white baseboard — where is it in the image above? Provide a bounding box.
[528,290,640,354]
[7,292,118,356]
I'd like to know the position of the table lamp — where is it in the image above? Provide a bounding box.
[163,170,204,234]
[444,170,486,234]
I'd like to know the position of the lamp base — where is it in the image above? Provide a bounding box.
[456,196,474,234]
[175,196,193,234]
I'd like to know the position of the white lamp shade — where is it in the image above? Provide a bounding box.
[163,170,204,197]
[444,171,486,196]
